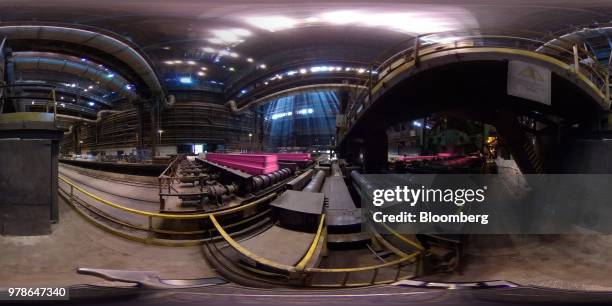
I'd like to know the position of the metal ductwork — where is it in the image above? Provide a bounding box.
[58,110,123,135]
[57,110,123,124]
[0,25,168,103]
[13,53,138,100]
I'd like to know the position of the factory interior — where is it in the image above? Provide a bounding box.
[3,1,612,305]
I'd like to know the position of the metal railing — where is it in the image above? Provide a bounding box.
[341,29,611,141]
[0,83,59,121]
[59,174,424,287]
[209,213,327,274]
[58,175,276,246]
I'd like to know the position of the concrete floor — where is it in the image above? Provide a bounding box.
[4,197,612,290]
[422,232,612,291]
[58,165,160,227]
[239,225,315,266]
[0,197,217,287]
[5,167,612,290]
[59,165,160,205]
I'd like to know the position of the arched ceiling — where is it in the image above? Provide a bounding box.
[0,0,611,97]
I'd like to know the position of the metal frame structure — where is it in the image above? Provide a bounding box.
[339,29,611,144]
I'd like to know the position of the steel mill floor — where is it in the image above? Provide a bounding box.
[0,198,216,287]
[3,187,612,291]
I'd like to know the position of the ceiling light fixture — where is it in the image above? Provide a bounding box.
[209,28,251,45]
[244,16,298,32]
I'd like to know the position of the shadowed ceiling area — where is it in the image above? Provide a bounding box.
[1,0,611,96]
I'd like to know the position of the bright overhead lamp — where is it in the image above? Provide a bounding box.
[244,16,298,32]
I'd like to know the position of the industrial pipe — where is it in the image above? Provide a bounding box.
[303,170,326,193]
[350,170,375,196]
[13,54,137,100]
[0,25,168,103]
[58,110,123,136]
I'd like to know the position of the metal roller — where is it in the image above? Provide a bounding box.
[303,170,326,193]
[249,168,294,191]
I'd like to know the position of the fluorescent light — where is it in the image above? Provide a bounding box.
[247,58,254,63]
[197,71,205,76]
[259,64,267,69]
[299,68,307,74]
[202,47,216,53]
[186,60,197,65]
[244,16,298,32]
[88,102,95,106]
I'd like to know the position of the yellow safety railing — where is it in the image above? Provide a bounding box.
[58,175,277,246]
[295,214,327,271]
[59,175,274,219]
[60,175,423,287]
[209,210,422,287]
[210,214,299,273]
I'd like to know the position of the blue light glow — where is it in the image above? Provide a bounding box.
[179,77,193,84]
[262,90,339,148]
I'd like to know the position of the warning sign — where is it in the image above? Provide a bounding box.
[507,61,551,105]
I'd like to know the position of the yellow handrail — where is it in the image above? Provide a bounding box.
[59,175,275,219]
[209,214,298,273]
[61,174,421,285]
[295,214,326,270]
[378,222,425,251]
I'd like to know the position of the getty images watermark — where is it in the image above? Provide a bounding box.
[357,174,612,234]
